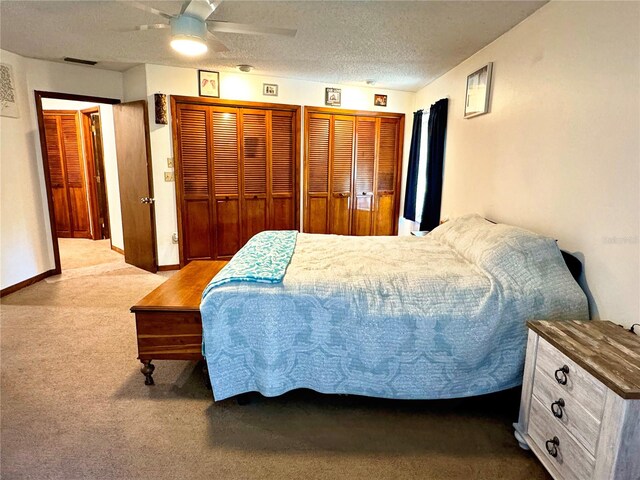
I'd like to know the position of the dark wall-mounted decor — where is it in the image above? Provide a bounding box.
[325,88,341,106]
[154,93,168,125]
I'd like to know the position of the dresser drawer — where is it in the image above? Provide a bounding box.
[535,337,606,420]
[532,366,601,455]
[529,396,595,480]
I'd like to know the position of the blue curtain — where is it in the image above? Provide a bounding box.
[420,98,449,230]
[402,110,423,221]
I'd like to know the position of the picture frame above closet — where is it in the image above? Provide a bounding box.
[198,70,220,98]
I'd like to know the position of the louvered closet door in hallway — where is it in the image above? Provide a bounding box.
[43,111,91,239]
[304,107,404,236]
[173,97,300,265]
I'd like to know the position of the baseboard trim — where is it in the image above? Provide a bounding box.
[157,264,180,271]
[1,268,58,297]
[111,245,124,255]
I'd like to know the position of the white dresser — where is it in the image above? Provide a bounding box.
[513,320,640,480]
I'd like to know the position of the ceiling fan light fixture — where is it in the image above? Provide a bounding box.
[170,15,208,56]
[170,35,208,56]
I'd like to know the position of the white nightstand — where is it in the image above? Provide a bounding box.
[513,320,640,480]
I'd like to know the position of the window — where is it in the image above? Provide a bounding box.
[414,112,429,222]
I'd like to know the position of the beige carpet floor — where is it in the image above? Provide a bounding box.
[1,239,551,480]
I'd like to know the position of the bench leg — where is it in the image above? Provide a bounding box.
[141,360,155,386]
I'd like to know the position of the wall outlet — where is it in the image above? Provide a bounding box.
[167,157,174,168]
[171,232,179,244]
[164,171,174,182]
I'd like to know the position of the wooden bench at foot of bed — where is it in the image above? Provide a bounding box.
[130,260,227,385]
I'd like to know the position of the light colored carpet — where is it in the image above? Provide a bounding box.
[1,240,551,480]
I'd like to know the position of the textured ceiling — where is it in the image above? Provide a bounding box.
[0,0,547,91]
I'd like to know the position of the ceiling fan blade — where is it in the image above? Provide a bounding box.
[120,1,175,20]
[117,24,170,32]
[137,24,171,31]
[206,31,230,52]
[183,0,216,20]
[207,21,297,37]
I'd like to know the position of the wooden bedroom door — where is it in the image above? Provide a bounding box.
[113,100,157,273]
[43,111,92,239]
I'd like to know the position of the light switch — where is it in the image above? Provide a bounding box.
[164,171,174,182]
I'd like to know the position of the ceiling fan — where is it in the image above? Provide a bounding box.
[122,0,297,56]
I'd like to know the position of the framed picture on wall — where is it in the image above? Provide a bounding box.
[198,70,220,98]
[374,94,387,107]
[0,63,19,118]
[464,62,493,118]
[325,88,341,106]
[263,83,278,96]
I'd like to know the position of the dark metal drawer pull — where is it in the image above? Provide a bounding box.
[551,398,565,418]
[545,436,560,457]
[554,365,570,385]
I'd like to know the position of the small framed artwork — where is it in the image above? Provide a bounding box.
[464,62,493,118]
[263,83,278,96]
[374,94,387,107]
[325,87,341,106]
[0,63,19,118]
[198,70,220,98]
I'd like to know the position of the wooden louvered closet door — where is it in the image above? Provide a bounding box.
[330,116,354,235]
[211,107,241,258]
[241,109,268,244]
[44,111,91,239]
[174,98,299,264]
[176,104,213,260]
[304,108,403,236]
[353,117,376,236]
[374,118,400,235]
[305,114,331,233]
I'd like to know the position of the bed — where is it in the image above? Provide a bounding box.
[200,214,588,401]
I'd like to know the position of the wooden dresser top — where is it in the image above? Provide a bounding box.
[131,261,227,312]
[528,320,640,399]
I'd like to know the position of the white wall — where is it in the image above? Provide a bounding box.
[0,50,123,289]
[142,64,416,266]
[0,50,51,288]
[413,1,640,328]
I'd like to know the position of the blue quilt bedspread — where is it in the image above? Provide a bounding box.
[200,215,588,401]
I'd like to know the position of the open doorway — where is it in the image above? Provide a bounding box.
[36,92,122,272]
[35,91,158,274]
